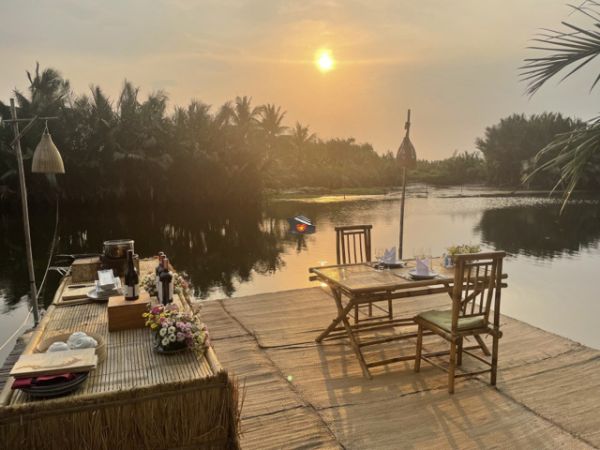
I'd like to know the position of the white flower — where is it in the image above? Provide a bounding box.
[161,337,169,346]
[159,328,167,337]
[168,326,176,334]
[169,334,177,342]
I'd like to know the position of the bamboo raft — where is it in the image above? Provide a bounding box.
[0,259,239,450]
[203,287,600,449]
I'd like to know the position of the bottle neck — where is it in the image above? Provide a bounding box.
[127,252,135,270]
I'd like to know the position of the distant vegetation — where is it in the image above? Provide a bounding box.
[0,64,404,206]
[476,113,586,189]
[0,64,590,206]
[412,151,485,186]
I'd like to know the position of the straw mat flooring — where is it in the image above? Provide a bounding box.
[203,287,600,449]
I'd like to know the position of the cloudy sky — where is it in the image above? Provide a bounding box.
[1,0,599,159]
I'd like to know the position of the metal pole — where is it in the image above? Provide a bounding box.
[399,167,407,260]
[9,98,40,325]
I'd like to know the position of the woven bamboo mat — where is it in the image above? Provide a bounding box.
[205,287,600,449]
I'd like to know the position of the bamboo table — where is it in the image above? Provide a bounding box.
[310,258,499,379]
[0,259,240,450]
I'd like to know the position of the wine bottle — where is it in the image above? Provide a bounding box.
[155,252,165,302]
[124,250,139,300]
[160,257,173,305]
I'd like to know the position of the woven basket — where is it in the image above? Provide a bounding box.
[35,332,107,363]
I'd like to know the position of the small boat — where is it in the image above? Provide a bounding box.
[287,215,316,234]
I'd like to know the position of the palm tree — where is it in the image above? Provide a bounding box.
[290,122,316,149]
[258,104,287,138]
[228,96,260,139]
[521,2,600,205]
[0,63,71,195]
[12,62,70,115]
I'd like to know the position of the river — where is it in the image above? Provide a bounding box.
[2,186,599,364]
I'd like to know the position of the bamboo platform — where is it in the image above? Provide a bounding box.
[0,259,239,450]
[202,287,600,449]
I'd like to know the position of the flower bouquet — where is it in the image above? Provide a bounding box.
[444,244,481,268]
[141,271,192,299]
[143,304,209,354]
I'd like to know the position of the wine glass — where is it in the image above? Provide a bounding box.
[423,247,432,273]
[374,248,384,270]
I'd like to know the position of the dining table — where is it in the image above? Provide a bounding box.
[309,257,506,379]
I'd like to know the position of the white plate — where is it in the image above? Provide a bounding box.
[408,269,437,280]
[383,260,405,268]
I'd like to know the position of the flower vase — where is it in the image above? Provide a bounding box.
[153,334,187,354]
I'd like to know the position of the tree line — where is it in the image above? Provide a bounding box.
[0,64,591,207]
[0,64,405,206]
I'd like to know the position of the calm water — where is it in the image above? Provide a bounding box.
[2,186,600,363]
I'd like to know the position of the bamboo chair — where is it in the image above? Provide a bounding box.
[335,225,392,323]
[414,251,505,394]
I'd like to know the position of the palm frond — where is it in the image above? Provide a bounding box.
[521,5,600,95]
[525,117,600,211]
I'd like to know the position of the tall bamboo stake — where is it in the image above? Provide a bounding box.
[399,167,407,259]
[396,109,416,260]
[10,99,40,325]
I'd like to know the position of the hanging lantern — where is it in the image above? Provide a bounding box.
[32,125,65,174]
[396,110,417,169]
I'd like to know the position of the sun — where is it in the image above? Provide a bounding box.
[316,50,334,73]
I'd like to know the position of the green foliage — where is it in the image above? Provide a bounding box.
[446,244,481,256]
[412,151,485,185]
[521,4,600,206]
[0,64,409,205]
[475,113,583,187]
[5,64,575,205]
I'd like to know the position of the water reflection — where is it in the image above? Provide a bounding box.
[3,196,600,307]
[5,192,600,350]
[57,206,289,299]
[476,202,600,259]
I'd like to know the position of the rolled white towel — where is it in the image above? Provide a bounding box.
[47,341,69,352]
[68,331,88,341]
[67,332,98,349]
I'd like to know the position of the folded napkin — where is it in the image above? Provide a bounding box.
[12,373,77,390]
[416,257,430,275]
[382,247,396,264]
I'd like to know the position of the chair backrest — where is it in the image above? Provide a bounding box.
[451,251,506,329]
[335,225,372,265]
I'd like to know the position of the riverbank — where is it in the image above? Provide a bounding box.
[266,184,579,202]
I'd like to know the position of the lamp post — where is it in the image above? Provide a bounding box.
[396,109,417,260]
[4,98,64,325]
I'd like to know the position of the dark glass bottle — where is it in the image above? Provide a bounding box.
[155,252,165,302]
[124,250,139,300]
[160,257,173,305]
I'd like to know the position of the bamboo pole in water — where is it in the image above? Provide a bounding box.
[399,167,407,259]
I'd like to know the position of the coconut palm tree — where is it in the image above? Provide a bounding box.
[258,104,287,138]
[290,122,316,149]
[521,2,600,205]
[12,62,70,115]
[227,96,260,139]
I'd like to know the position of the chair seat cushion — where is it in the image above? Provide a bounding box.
[416,310,487,332]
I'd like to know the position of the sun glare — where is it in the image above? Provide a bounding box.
[316,50,334,73]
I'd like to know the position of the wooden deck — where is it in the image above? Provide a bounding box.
[202,287,600,449]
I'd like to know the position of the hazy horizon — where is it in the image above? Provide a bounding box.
[2,0,600,159]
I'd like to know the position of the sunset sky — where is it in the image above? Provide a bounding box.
[2,0,599,159]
